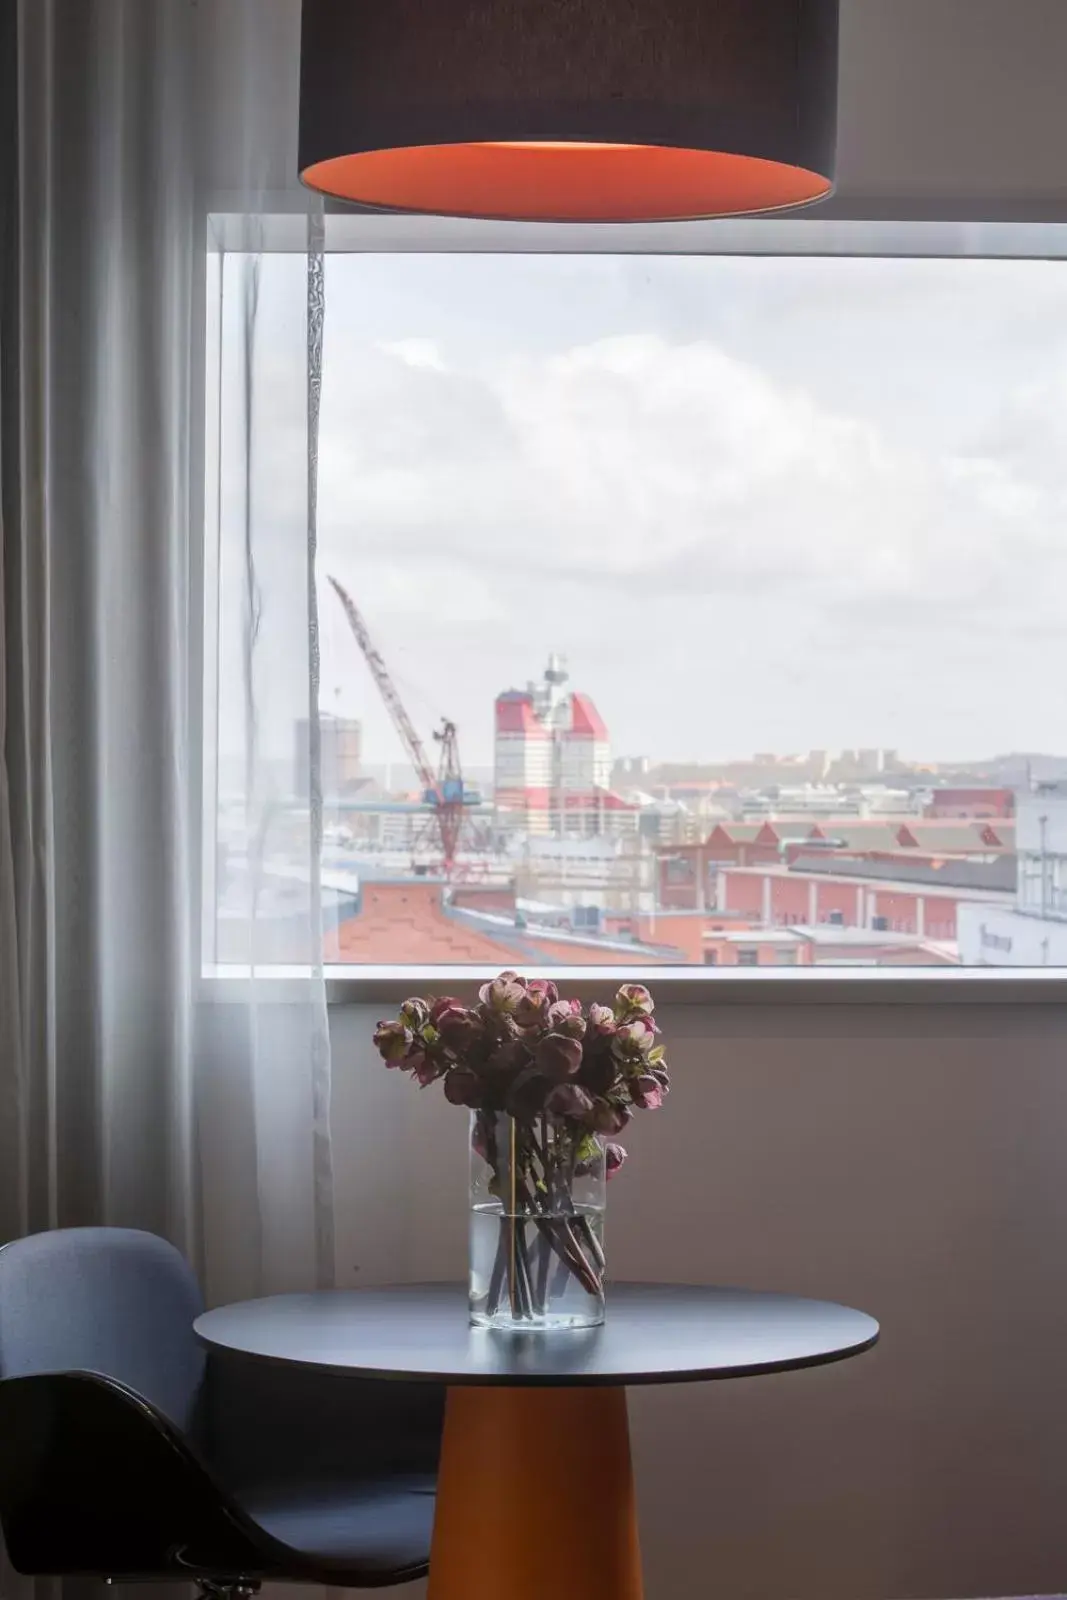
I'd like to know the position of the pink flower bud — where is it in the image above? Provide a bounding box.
[591,1098,630,1136]
[587,1004,616,1035]
[545,1083,594,1119]
[432,1002,479,1047]
[611,1019,656,1061]
[546,999,586,1037]
[631,1075,665,1111]
[478,972,527,1014]
[444,1068,483,1107]
[399,998,430,1030]
[614,983,655,1019]
[374,1019,413,1065]
[406,1050,442,1087]
[514,990,549,1030]
[536,1033,583,1081]
[605,1142,628,1179]
[526,978,559,1005]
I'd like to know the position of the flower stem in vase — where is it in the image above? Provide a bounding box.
[514,1221,537,1318]
[487,1227,507,1317]
[508,1117,519,1319]
[540,1216,601,1300]
[535,1223,553,1313]
[550,1239,574,1301]
[560,1219,603,1297]
[577,1214,606,1273]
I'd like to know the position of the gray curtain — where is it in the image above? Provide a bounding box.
[0,0,199,1251]
[0,0,333,1350]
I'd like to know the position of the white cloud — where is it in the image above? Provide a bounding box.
[379,337,446,371]
[227,252,1067,763]
[320,328,1067,628]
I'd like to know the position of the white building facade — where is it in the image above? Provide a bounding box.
[957,784,1067,966]
[494,655,618,837]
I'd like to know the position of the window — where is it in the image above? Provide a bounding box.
[204,221,1067,975]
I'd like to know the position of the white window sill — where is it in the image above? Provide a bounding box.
[196,965,1067,1006]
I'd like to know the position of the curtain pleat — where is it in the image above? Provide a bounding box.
[1,0,199,1253]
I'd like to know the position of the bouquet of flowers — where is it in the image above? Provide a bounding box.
[374,972,670,1323]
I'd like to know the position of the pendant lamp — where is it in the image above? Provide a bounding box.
[298,0,839,224]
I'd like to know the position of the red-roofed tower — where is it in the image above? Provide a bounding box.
[494,656,613,836]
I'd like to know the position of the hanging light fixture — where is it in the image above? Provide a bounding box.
[299,1,840,224]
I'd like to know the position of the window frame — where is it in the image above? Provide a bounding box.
[199,203,1067,1005]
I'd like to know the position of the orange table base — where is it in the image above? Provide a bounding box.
[428,1385,643,1600]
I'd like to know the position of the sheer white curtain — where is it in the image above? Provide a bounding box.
[0,0,333,1304]
[195,0,336,1300]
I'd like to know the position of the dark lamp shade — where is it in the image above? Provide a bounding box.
[299,1,840,224]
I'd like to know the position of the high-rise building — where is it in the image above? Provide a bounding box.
[494,655,612,836]
[295,713,363,798]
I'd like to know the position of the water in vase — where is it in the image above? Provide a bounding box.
[469,1202,606,1330]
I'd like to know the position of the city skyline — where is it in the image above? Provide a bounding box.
[212,245,1067,970]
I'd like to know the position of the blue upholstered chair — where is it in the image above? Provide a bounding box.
[0,1228,444,1596]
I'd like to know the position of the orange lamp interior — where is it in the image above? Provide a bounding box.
[301,141,832,222]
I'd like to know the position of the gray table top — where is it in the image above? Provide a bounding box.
[195,1283,879,1387]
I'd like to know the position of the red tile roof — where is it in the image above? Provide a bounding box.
[569,692,609,741]
[326,880,680,966]
[326,882,516,964]
[495,693,549,736]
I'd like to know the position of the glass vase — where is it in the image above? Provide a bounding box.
[469,1110,606,1330]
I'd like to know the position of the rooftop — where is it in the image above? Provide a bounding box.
[724,861,1015,904]
[805,823,906,852]
[325,880,683,967]
[901,822,1013,852]
[707,925,960,965]
[706,821,815,846]
[790,853,1016,893]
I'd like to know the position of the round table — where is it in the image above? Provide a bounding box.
[196,1283,878,1600]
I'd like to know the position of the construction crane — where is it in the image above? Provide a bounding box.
[327,576,476,877]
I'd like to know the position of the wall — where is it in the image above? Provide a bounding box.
[313,1000,1067,1600]
[702,938,811,969]
[833,0,1067,211]
[723,869,965,942]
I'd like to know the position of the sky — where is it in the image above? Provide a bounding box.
[217,249,1067,775]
